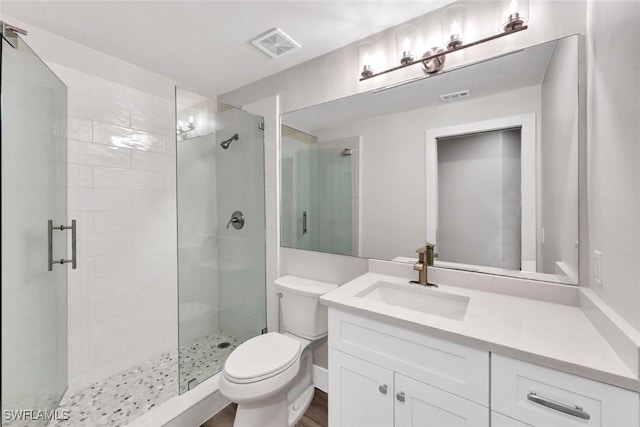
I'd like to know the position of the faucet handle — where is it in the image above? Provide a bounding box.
[415,242,436,265]
[415,242,435,253]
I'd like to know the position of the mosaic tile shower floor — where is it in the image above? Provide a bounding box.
[46,332,240,427]
[178,332,240,393]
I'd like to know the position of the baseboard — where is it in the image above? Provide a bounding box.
[312,365,328,393]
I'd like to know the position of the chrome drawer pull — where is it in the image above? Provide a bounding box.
[396,391,405,402]
[378,384,387,395]
[527,391,590,420]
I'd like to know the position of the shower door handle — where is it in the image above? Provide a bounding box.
[302,211,307,235]
[48,219,77,270]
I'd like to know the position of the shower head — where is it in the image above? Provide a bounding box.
[220,133,239,149]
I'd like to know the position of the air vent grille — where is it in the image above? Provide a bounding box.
[251,28,300,58]
[440,90,471,101]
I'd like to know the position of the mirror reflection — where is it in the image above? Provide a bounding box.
[281,35,579,285]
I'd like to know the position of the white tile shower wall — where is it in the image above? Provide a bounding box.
[49,62,179,390]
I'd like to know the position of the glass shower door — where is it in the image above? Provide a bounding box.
[1,33,68,425]
[176,88,266,393]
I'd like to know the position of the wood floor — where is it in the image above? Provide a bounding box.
[201,388,328,427]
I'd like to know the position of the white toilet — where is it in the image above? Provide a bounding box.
[218,275,337,427]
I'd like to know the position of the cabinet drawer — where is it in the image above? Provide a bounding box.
[328,309,489,405]
[491,354,640,427]
[491,411,532,427]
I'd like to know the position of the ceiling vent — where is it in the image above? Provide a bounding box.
[440,90,471,102]
[251,28,300,59]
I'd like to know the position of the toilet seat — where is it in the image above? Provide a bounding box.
[223,333,302,384]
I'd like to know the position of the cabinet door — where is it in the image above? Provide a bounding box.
[329,349,394,427]
[394,374,489,427]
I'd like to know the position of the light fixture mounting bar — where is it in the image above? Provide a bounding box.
[359,25,528,81]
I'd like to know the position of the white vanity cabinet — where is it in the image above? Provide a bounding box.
[491,355,640,427]
[328,309,490,427]
[327,308,640,427]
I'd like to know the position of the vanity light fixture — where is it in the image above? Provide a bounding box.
[358,2,528,81]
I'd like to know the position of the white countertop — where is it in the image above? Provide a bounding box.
[320,272,640,392]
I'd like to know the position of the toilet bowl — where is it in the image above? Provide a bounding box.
[218,275,337,427]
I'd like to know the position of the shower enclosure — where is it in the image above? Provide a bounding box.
[281,125,359,256]
[1,27,68,426]
[176,88,267,392]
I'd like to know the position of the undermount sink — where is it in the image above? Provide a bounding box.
[356,281,469,321]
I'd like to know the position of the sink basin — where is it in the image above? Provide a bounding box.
[356,281,469,321]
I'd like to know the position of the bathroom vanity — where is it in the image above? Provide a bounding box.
[320,273,640,427]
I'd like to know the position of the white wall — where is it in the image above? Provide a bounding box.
[3,17,182,390]
[314,86,540,260]
[586,1,640,331]
[540,35,580,278]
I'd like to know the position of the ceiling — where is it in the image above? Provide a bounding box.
[2,1,453,96]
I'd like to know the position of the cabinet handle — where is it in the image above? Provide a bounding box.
[378,384,387,395]
[527,391,590,420]
[396,391,405,402]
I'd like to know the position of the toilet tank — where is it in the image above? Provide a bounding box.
[274,275,338,340]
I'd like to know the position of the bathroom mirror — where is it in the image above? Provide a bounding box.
[280,35,579,285]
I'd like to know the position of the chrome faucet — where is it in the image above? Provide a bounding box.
[410,242,437,287]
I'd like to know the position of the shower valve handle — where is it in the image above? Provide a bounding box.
[226,211,245,230]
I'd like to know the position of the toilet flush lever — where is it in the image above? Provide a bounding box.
[226,211,245,230]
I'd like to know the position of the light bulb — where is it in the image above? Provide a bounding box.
[403,37,411,52]
[509,0,519,15]
[450,20,460,37]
